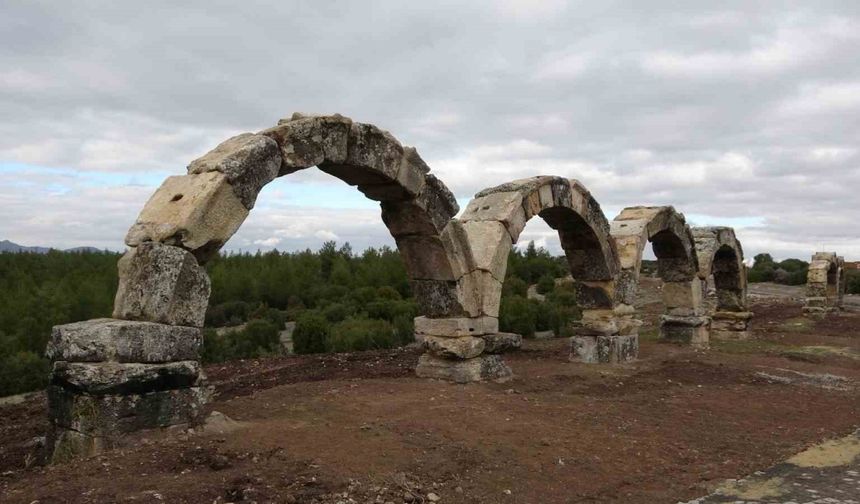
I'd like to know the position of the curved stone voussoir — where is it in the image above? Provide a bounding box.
[187,132,281,209]
[125,171,249,262]
[113,242,211,328]
[260,113,352,174]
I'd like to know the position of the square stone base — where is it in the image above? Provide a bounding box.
[710,311,753,341]
[660,315,710,348]
[415,354,512,383]
[569,335,638,363]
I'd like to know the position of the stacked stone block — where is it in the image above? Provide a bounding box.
[803,252,845,316]
[610,207,710,348]
[693,227,752,340]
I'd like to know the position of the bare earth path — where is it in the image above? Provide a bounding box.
[1,298,859,503]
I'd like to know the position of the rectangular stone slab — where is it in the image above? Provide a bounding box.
[46,318,202,363]
[51,361,203,395]
[48,385,209,436]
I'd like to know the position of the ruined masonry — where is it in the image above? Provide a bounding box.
[803,252,845,316]
[46,113,752,461]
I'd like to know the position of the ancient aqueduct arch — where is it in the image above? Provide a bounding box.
[692,227,752,339]
[44,114,753,460]
[803,252,845,315]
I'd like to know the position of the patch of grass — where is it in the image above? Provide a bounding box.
[776,317,814,333]
[711,338,792,355]
[638,328,660,343]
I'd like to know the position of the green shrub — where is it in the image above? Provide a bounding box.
[201,319,282,363]
[323,302,351,322]
[536,275,555,295]
[393,314,415,345]
[376,286,402,300]
[293,311,331,354]
[328,318,397,352]
[502,276,528,298]
[0,351,50,396]
[499,296,536,338]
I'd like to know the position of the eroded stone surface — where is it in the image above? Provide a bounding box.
[46,318,202,363]
[113,242,211,328]
[422,335,486,359]
[414,316,498,337]
[125,171,249,262]
[481,332,522,354]
[569,335,638,363]
[51,361,203,395]
[260,113,351,173]
[414,354,512,383]
[187,133,281,209]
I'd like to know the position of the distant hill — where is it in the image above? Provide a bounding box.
[0,240,103,254]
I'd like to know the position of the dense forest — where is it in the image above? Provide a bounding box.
[0,242,575,396]
[2,244,858,397]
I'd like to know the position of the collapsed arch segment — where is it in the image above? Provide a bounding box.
[610,206,708,347]
[692,226,752,340]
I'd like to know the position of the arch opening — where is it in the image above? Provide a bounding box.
[611,206,707,348]
[692,227,751,340]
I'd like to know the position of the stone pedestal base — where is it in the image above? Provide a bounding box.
[45,318,210,462]
[569,335,638,363]
[414,354,512,383]
[710,311,753,341]
[660,315,710,348]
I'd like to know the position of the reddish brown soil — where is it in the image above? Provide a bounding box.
[2,302,859,504]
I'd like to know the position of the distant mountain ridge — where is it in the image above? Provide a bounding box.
[0,240,103,254]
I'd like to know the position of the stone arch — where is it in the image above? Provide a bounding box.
[415,176,626,381]
[804,252,845,315]
[692,227,752,340]
[610,206,708,347]
[46,113,468,459]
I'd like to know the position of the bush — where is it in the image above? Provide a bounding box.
[499,296,537,338]
[328,318,397,352]
[536,275,555,295]
[393,314,415,345]
[201,319,282,363]
[376,286,402,300]
[323,302,351,322]
[0,351,51,396]
[502,276,528,298]
[293,311,331,354]
[847,270,860,294]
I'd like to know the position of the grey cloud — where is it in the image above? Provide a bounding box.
[1,0,859,260]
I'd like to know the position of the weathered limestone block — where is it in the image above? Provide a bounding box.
[51,361,203,395]
[414,316,498,337]
[574,280,615,309]
[46,319,202,363]
[807,264,828,283]
[364,146,427,201]
[422,335,485,359]
[460,191,526,243]
[47,428,107,464]
[660,315,710,348]
[710,311,753,340]
[414,354,512,383]
[380,174,458,236]
[460,220,511,281]
[662,279,704,315]
[569,335,638,363]
[346,122,404,182]
[410,279,466,318]
[187,133,281,209]
[394,234,455,281]
[440,220,477,280]
[113,242,210,328]
[48,385,209,437]
[261,113,351,174]
[481,332,522,353]
[574,309,620,336]
[459,269,502,317]
[125,172,248,262]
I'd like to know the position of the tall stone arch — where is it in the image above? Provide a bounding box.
[692,227,752,339]
[610,206,708,347]
[415,176,625,382]
[45,113,468,460]
[803,252,845,316]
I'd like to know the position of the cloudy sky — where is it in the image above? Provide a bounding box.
[2,1,858,260]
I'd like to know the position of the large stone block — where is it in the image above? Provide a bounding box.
[414,354,512,383]
[481,332,522,353]
[113,242,210,328]
[414,316,497,337]
[422,335,485,359]
[46,319,202,363]
[51,361,203,395]
[125,172,249,262]
[662,279,704,312]
[710,311,753,341]
[394,234,455,281]
[459,269,502,317]
[460,191,527,243]
[440,220,477,280]
[187,133,281,209]
[460,220,511,282]
[48,385,209,436]
[569,335,638,363]
[260,113,351,173]
[660,315,710,348]
[410,279,466,318]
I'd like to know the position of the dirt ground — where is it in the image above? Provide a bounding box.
[2,287,859,503]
